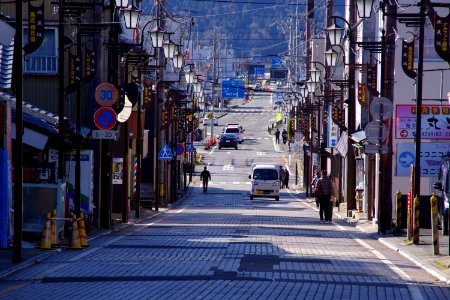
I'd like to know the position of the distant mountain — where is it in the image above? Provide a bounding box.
[165,1,319,59]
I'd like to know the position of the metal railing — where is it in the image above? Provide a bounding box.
[24,56,58,74]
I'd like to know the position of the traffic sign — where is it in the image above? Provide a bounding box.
[95,83,118,107]
[222,80,245,99]
[176,143,185,156]
[158,144,173,160]
[186,144,196,152]
[92,130,116,139]
[370,96,393,121]
[364,120,387,144]
[94,107,117,130]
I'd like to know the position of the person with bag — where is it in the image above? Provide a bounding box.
[311,171,321,207]
[315,170,334,222]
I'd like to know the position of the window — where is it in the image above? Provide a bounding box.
[225,128,239,134]
[253,169,278,180]
[24,28,58,74]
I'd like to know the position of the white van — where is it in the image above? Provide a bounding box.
[248,164,280,201]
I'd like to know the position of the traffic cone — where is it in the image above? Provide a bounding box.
[78,212,89,247]
[50,209,61,248]
[36,213,52,250]
[69,214,82,249]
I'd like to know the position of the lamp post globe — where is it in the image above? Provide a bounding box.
[193,81,202,94]
[122,4,141,29]
[298,86,308,98]
[326,23,343,46]
[324,48,339,67]
[309,68,321,83]
[163,39,177,59]
[172,51,185,69]
[115,0,129,8]
[356,0,374,19]
[185,70,195,84]
[150,27,165,48]
[306,79,317,93]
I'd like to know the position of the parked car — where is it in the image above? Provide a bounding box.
[218,133,238,150]
[432,155,450,235]
[223,125,244,143]
[203,115,218,126]
[248,164,280,201]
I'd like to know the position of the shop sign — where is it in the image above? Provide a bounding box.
[395,104,450,140]
[396,142,450,177]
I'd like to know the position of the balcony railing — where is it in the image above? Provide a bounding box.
[24,55,58,75]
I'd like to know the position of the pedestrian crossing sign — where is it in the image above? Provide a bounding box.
[186,144,196,152]
[158,144,173,160]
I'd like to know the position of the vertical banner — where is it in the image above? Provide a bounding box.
[434,12,450,63]
[401,39,417,79]
[24,2,44,54]
[358,83,368,108]
[66,52,77,93]
[366,64,379,97]
[83,48,96,83]
[327,104,338,148]
[112,158,124,184]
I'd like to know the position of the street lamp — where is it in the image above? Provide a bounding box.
[162,39,177,59]
[121,4,141,29]
[309,68,321,83]
[356,0,374,19]
[324,48,339,67]
[306,79,317,93]
[326,23,344,46]
[172,49,185,69]
[115,0,130,8]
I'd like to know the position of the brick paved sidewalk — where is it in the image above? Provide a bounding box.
[301,195,450,284]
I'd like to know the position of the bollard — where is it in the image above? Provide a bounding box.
[396,190,402,231]
[407,192,412,241]
[430,193,439,255]
[413,195,420,244]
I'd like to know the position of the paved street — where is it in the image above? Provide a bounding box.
[1,182,450,299]
[1,91,450,299]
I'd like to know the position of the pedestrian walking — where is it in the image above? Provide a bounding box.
[200,166,211,192]
[311,171,321,207]
[284,168,290,189]
[315,170,334,222]
[279,166,285,188]
[282,129,288,144]
[274,128,280,144]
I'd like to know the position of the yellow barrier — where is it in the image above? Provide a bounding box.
[430,193,439,255]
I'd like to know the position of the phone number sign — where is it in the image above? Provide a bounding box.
[396,104,450,140]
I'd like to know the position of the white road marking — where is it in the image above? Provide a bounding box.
[208,145,217,155]
[223,164,234,171]
[257,152,267,156]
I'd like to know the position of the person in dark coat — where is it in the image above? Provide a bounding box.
[284,168,290,189]
[200,166,211,192]
[315,170,334,222]
[274,129,280,144]
[279,166,285,188]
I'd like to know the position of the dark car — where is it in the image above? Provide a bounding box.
[218,134,238,150]
[433,155,450,235]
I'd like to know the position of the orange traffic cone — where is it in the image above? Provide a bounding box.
[78,212,89,247]
[36,213,52,250]
[50,209,61,248]
[69,214,82,249]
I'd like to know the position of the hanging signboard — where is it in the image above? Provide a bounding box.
[24,1,45,55]
[395,104,450,140]
[401,39,417,79]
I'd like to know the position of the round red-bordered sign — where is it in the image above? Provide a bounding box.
[94,107,117,130]
[95,83,118,107]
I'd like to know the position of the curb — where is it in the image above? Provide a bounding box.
[331,204,450,285]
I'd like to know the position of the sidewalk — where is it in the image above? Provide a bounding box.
[0,207,167,280]
[301,194,450,285]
